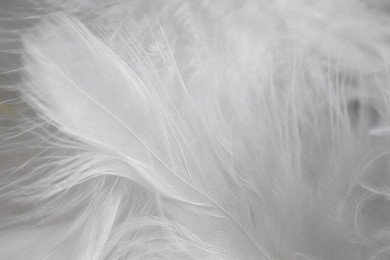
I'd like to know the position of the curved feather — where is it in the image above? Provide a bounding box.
[23,15,274,259]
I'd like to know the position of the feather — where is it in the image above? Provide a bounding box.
[22,14,276,259]
[2,1,390,259]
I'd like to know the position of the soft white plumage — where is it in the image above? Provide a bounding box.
[1,0,390,259]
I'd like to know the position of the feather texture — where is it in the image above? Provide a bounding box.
[2,1,390,259]
[22,15,277,259]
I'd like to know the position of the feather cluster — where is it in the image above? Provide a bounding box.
[1,0,390,259]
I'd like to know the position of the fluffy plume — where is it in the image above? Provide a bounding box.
[1,1,390,259]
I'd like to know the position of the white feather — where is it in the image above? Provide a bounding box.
[2,1,390,259]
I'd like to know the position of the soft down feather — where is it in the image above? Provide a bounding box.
[1,1,390,259]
